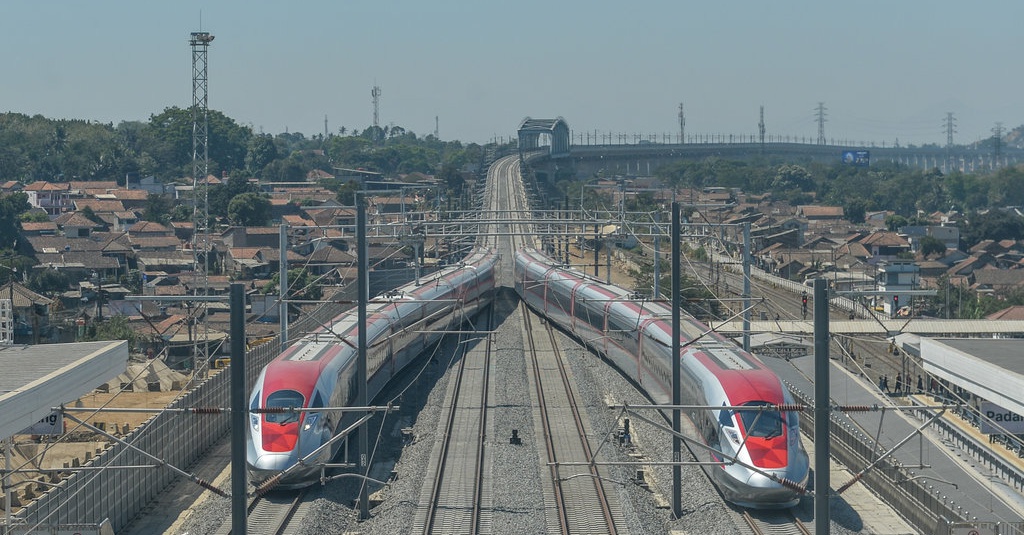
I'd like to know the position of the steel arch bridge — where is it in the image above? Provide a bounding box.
[518,117,571,158]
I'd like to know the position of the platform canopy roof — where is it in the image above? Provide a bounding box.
[0,340,128,439]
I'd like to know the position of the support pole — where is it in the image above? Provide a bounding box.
[742,222,751,352]
[230,283,246,535]
[279,224,289,352]
[671,202,682,518]
[563,197,570,265]
[605,238,612,285]
[813,277,830,535]
[653,213,660,299]
[356,194,370,520]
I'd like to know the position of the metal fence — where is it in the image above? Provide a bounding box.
[788,384,1024,535]
[12,293,351,533]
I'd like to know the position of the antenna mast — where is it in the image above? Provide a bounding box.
[758,105,766,149]
[189,29,214,372]
[371,85,382,128]
[678,102,686,144]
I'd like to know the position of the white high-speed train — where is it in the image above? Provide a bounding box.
[247,247,498,487]
[514,247,808,508]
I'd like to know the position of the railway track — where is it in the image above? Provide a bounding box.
[214,488,308,535]
[740,509,811,535]
[411,304,496,534]
[522,303,628,535]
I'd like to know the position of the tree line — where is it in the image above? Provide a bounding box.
[0,108,484,190]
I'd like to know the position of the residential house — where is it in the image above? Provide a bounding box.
[227,247,270,278]
[20,221,58,236]
[0,282,52,343]
[899,225,960,253]
[876,260,920,316]
[24,182,70,215]
[971,269,1024,295]
[55,212,103,237]
[128,221,175,238]
[220,226,280,248]
[0,181,22,194]
[796,205,845,223]
[858,231,911,264]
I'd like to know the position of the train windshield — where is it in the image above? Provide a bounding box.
[265,390,305,424]
[736,401,784,438]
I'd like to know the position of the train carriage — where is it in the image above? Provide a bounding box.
[514,247,808,508]
[247,247,498,487]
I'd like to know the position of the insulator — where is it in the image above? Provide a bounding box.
[776,476,807,493]
[255,474,283,497]
[196,477,228,498]
[192,407,222,414]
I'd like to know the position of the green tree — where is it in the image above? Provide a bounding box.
[28,269,71,294]
[227,192,271,226]
[142,194,172,223]
[918,235,946,257]
[0,193,29,249]
[885,214,908,231]
[262,267,323,302]
[245,134,279,176]
[86,315,138,347]
[144,107,252,179]
[207,177,260,219]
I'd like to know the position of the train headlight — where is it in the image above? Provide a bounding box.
[723,426,741,446]
[250,413,260,433]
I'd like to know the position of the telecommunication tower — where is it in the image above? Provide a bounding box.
[190,30,214,370]
[371,85,382,128]
[758,105,766,148]
[992,122,1005,168]
[434,115,439,139]
[815,102,827,145]
[678,102,686,143]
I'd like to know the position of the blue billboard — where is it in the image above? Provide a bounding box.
[841,150,870,166]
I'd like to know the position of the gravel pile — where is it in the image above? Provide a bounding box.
[174,296,873,534]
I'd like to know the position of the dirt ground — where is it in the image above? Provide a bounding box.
[5,382,187,511]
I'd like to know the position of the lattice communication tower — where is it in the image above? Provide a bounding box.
[190,30,214,369]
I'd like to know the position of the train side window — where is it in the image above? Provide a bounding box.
[718,407,733,427]
[266,390,304,424]
[312,392,325,409]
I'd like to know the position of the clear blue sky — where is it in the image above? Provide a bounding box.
[4,1,1022,146]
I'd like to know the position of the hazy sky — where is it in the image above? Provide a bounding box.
[5,1,1022,146]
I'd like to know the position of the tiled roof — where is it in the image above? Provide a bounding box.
[73,199,126,213]
[860,231,909,247]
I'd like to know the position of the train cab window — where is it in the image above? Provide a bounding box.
[737,401,783,438]
[266,390,305,424]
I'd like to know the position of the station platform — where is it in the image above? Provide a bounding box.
[762,354,1024,526]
